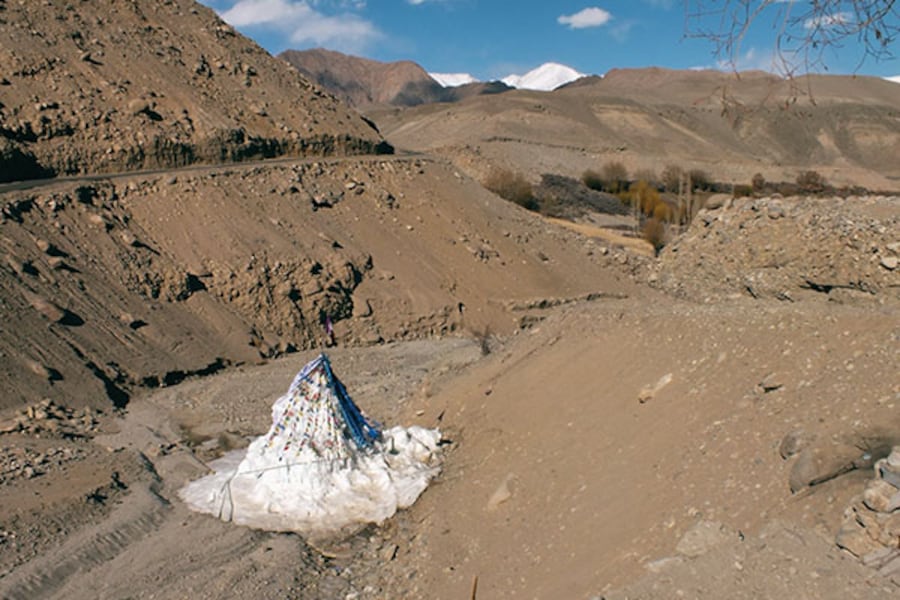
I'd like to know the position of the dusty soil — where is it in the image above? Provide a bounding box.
[1,279,898,599]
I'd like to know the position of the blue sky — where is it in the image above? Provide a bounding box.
[199,1,900,79]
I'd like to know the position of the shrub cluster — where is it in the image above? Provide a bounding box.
[582,161,628,193]
[483,169,538,211]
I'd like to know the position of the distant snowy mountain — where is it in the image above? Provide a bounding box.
[501,62,586,91]
[430,72,477,87]
[887,75,900,84]
[428,62,587,91]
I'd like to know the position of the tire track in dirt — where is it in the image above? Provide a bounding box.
[0,487,169,599]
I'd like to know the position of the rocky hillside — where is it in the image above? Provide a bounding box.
[0,156,636,411]
[0,0,388,182]
[279,48,512,109]
[371,68,900,190]
[652,194,900,302]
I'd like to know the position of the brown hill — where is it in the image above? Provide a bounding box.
[370,67,900,190]
[279,48,512,109]
[0,0,387,182]
[0,156,635,411]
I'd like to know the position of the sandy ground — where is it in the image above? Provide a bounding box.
[2,287,897,599]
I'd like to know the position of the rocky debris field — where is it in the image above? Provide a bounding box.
[837,447,900,583]
[0,399,100,440]
[0,0,386,181]
[652,194,900,303]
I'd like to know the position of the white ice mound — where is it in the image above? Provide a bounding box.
[178,354,442,534]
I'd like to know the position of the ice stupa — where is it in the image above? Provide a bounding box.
[178,354,442,534]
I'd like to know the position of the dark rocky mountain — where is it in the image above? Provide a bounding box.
[279,48,511,109]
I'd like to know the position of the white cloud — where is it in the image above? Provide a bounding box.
[215,0,380,52]
[558,7,612,30]
[804,12,853,30]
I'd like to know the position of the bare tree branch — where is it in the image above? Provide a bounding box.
[686,1,899,75]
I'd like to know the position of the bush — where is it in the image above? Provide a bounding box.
[733,184,754,198]
[751,172,766,192]
[688,169,711,191]
[582,169,604,191]
[583,162,628,193]
[601,161,629,193]
[796,170,826,194]
[628,180,662,217]
[642,218,667,255]
[652,201,674,222]
[484,169,538,210]
[661,164,684,192]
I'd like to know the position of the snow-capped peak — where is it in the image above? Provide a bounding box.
[886,75,900,84]
[429,72,478,87]
[501,62,585,91]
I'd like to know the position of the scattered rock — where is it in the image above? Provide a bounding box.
[2,399,99,439]
[836,445,900,584]
[486,473,515,511]
[21,289,66,322]
[779,429,811,460]
[862,479,900,513]
[119,230,140,247]
[756,372,783,394]
[639,373,673,404]
[789,443,864,493]
[675,520,737,558]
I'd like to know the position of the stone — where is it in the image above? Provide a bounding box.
[876,511,900,543]
[86,213,108,228]
[757,372,783,393]
[119,230,139,247]
[835,520,882,558]
[22,290,66,322]
[861,546,899,567]
[886,447,900,470]
[25,359,51,380]
[638,373,673,404]
[675,520,736,558]
[879,555,900,577]
[789,443,861,493]
[486,473,515,511]
[128,98,151,115]
[880,256,898,270]
[0,418,21,434]
[704,193,731,210]
[779,429,809,460]
[645,556,684,573]
[767,205,785,219]
[863,479,900,513]
[879,461,900,490]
